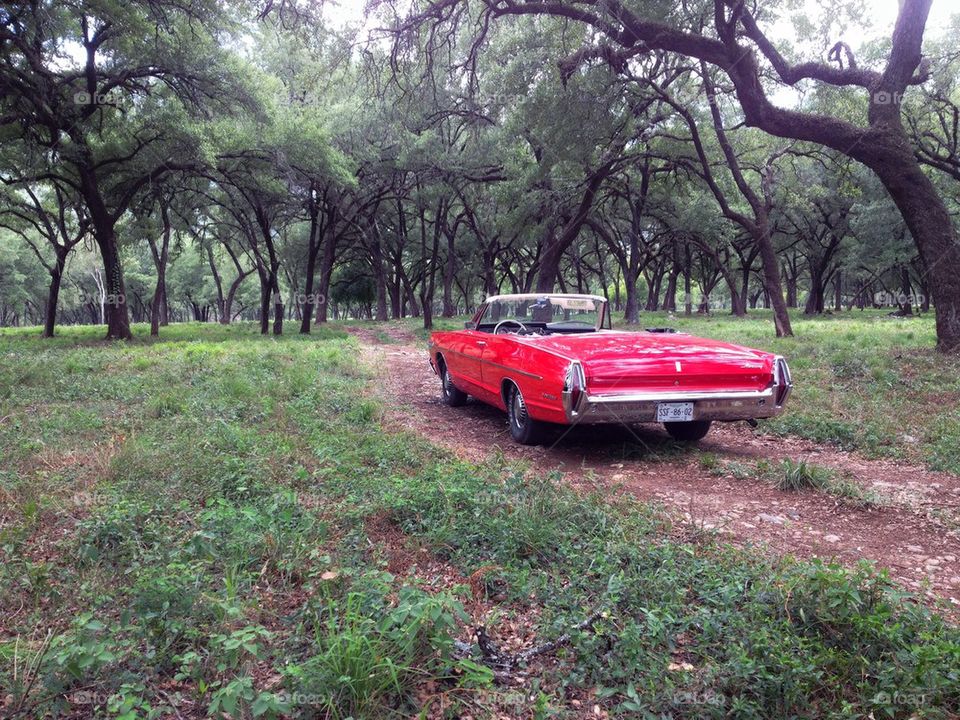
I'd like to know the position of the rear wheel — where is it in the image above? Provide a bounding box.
[440,362,468,407]
[506,384,546,445]
[664,420,712,442]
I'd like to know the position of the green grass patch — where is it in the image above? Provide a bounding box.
[0,320,956,719]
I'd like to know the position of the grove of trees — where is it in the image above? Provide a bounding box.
[1,0,958,349]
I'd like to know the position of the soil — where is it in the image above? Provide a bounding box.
[347,323,960,615]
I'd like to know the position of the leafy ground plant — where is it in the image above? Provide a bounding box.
[0,322,957,719]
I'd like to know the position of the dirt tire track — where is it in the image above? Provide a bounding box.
[349,324,960,613]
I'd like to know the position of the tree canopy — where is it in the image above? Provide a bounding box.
[1,0,958,349]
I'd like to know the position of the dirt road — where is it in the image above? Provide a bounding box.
[349,324,960,612]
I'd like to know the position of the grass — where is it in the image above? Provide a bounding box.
[766,458,885,506]
[704,450,885,508]
[0,320,958,719]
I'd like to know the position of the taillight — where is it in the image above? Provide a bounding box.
[571,385,583,410]
[564,361,587,416]
[774,357,792,406]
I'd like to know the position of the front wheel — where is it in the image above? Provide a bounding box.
[506,384,546,445]
[664,420,712,442]
[440,364,468,407]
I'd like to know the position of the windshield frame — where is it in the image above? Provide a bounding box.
[466,294,611,333]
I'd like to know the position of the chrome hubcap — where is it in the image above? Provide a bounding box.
[512,390,527,428]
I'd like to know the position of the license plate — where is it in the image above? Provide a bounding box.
[657,402,695,422]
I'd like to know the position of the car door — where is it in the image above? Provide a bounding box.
[443,331,487,394]
[477,334,525,403]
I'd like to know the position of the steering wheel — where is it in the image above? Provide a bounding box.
[494,319,529,335]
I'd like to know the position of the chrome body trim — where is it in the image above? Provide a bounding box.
[483,358,543,380]
[432,347,543,380]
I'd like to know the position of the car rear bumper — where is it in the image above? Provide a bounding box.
[564,357,793,424]
[568,387,786,424]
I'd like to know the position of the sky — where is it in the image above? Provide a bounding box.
[323,0,956,49]
[855,0,955,35]
[790,0,955,47]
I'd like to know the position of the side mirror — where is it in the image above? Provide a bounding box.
[464,321,476,329]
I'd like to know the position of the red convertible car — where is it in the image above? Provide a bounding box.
[428,294,792,444]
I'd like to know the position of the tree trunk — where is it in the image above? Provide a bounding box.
[732,265,746,316]
[442,231,456,317]
[536,156,619,293]
[207,246,226,322]
[623,273,639,324]
[899,265,914,315]
[43,254,66,339]
[419,201,445,330]
[663,260,679,312]
[645,267,662,311]
[316,228,337,324]
[728,283,746,316]
[805,268,824,315]
[755,223,791,335]
[401,272,421,317]
[257,266,271,335]
[273,277,285,334]
[223,274,245,324]
[873,160,959,346]
[151,273,167,336]
[371,223,389,322]
[535,227,562,294]
[149,201,172,337]
[483,249,498,298]
[786,271,798,308]
[74,145,132,339]
[300,203,322,334]
[96,228,132,339]
[85,200,130,339]
[390,266,402,319]
[160,287,169,327]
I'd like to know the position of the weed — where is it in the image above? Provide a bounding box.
[770,459,883,506]
[775,458,836,491]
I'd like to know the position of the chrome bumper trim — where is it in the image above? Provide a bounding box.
[565,355,793,424]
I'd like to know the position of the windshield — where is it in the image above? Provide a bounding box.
[477,295,606,333]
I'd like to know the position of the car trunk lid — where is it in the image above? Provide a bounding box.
[522,331,774,393]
